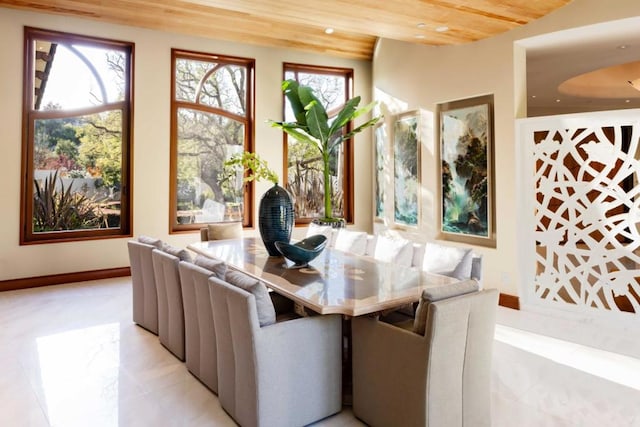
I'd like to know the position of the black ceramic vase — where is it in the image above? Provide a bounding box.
[259,184,294,256]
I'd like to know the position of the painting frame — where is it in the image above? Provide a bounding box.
[438,94,496,247]
[373,122,386,221]
[392,111,421,228]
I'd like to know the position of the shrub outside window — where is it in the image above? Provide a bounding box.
[20,27,133,244]
[170,49,254,232]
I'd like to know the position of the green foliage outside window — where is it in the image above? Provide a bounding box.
[171,50,253,228]
[22,28,132,243]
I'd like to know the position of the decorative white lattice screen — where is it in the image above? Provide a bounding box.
[518,111,640,315]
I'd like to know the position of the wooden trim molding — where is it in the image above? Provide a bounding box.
[0,267,131,292]
[499,293,520,310]
[169,49,255,234]
[21,27,134,245]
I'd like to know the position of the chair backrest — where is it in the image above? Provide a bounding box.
[152,249,185,360]
[333,229,368,255]
[470,254,483,288]
[178,261,218,392]
[371,234,413,266]
[424,289,498,426]
[210,274,343,427]
[209,276,261,426]
[127,240,159,334]
[305,222,336,247]
[200,221,243,241]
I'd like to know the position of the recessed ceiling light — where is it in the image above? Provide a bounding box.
[618,45,628,49]
[435,26,449,33]
[531,95,537,98]
[626,99,631,103]
[415,34,426,39]
[417,23,426,29]
[556,99,561,103]
[324,28,334,35]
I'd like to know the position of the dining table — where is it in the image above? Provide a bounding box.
[189,236,462,405]
[188,237,458,317]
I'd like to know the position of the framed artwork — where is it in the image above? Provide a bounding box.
[393,111,420,227]
[438,94,496,247]
[374,123,386,220]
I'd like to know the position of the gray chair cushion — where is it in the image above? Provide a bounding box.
[178,261,219,392]
[305,222,335,246]
[333,229,367,255]
[194,254,227,279]
[225,270,276,326]
[204,222,243,241]
[162,243,192,262]
[153,249,186,360]
[128,239,160,334]
[138,235,163,248]
[352,288,498,427]
[373,234,413,266]
[200,227,209,242]
[422,242,473,280]
[209,276,342,427]
[414,279,479,335]
[471,254,483,287]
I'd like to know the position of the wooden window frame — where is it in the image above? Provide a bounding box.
[20,27,133,245]
[169,49,255,233]
[282,63,354,225]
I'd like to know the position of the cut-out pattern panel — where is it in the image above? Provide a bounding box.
[525,116,640,315]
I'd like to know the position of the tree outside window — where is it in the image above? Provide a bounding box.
[283,64,353,223]
[21,27,133,244]
[169,50,254,232]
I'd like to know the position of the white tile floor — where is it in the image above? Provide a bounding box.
[1,277,639,427]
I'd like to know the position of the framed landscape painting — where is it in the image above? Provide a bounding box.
[393,111,420,227]
[438,94,496,247]
[374,123,386,220]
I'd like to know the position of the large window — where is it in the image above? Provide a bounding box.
[21,28,133,244]
[283,63,354,223]
[170,49,254,232]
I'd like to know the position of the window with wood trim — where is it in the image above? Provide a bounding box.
[283,63,354,223]
[20,27,133,244]
[170,49,254,232]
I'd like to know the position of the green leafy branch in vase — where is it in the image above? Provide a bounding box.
[222,151,279,189]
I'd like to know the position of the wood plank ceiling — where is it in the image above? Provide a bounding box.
[0,0,572,60]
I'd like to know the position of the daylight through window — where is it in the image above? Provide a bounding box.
[21,28,133,244]
[170,50,254,232]
[283,64,354,223]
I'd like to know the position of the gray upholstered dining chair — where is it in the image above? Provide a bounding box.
[127,236,163,335]
[152,244,192,361]
[209,272,342,427]
[200,221,243,241]
[420,242,484,288]
[352,280,499,427]
[178,256,226,392]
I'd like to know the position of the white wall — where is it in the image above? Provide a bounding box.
[0,7,372,281]
[371,0,640,295]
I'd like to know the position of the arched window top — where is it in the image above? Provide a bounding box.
[33,39,126,111]
[21,27,133,244]
[174,58,247,116]
[170,49,254,233]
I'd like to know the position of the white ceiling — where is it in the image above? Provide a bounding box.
[524,16,640,116]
